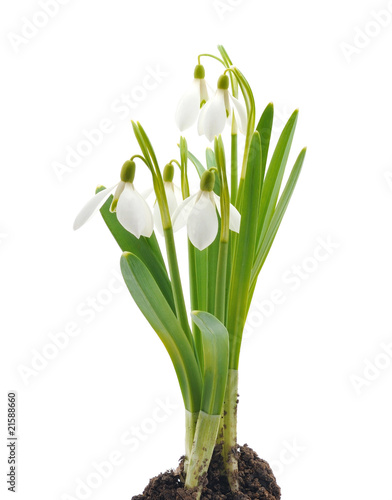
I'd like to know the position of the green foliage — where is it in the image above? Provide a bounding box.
[96,186,175,311]
[191,311,229,415]
[120,252,202,412]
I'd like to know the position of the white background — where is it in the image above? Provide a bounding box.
[1,0,392,499]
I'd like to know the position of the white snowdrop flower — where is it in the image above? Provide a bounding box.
[172,170,241,251]
[198,74,247,142]
[73,160,154,239]
[153,164,183,235]
[175,64,209,132]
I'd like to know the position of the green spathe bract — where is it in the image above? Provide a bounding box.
[77,45,307,498]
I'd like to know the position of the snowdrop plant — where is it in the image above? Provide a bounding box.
[74,45,306,498]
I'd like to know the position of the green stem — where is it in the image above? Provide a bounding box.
[222,369,239,492]
[214,241,228,322]
[188,242,204,372]
[185,410,199,474]
[198,53,226,66]
[231,132,238,204]
[185,412,221,497]
[163,227,193,344]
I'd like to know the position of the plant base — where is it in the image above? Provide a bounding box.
[132,444,281,500]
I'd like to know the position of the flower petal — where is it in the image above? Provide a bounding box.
[172,192,198,231]
[110,181,126,212]
[153,201,164,236]
[229,204,241,232]
[141,187,154,199]
[229,94,247,134]
[164,182,181,215]
[213,193,241,233]
[199,79,209,106]
[187,192,218,250]
[198,90,227,142]
[116,183,153,238]
[175,79,201,131]
[73,184,117,230]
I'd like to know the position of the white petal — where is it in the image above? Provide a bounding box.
[172,192,198,231]
[229,94,247,134]
[73,184,117,230]
[197,90,227,142]
[141,187,154,199]
[197,98,212,135]
[116,183,153,238]
[229,204,241,232]
[153,201,164,236]
[199,79,209,106]
[173,184,183,204]
[154,184,181,236]
[175,79,201,131]
[164,182,178,216]
[213,193,241,233]
[110,181,126,212]
[223,89,231,117]
[187,192,218,250]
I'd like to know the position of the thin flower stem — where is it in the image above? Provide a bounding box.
[217,45,238,99]
[170,159,182,169]
[230,131,238,204]
[214,136,229,323]
[130,154,150,169]
[164,226,193,343]
[198,53,226,66]
[132,122,193,343]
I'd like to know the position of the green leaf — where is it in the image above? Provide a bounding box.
[256,109,298,249]
[227,132,262,369]
[250,148,306,297]
[191,311,229,415]
[96,187,175,312]
[256,102,274,175]
[187,150,221,196]
[121,252,202,413]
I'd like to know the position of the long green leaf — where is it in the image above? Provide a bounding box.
[191,311,229,415]
[96,187,175,312]
[227,132,262,369]
[256,102,274,175]
[121,252,202,412]
[256,109,298,248]
[250,148,307,298]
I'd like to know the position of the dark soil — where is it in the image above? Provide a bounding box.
[132,444,281,500]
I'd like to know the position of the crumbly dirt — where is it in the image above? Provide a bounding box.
[132,444,281,500]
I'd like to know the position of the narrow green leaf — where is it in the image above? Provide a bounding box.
[96,187,175,312]
[250,148,306,297]
[256,109,298,248]
[191,311,229,415]
[121,252,202,412]
[256,103,274,175]
[227,132,262,369]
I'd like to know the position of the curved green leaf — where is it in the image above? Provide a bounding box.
[250,147,307,298]
[96,186,175,312]
[256,109,298,248]
[121,252,202,412]
[256,102,274,175]
[191,311,229,415]
[227,132,262,369]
